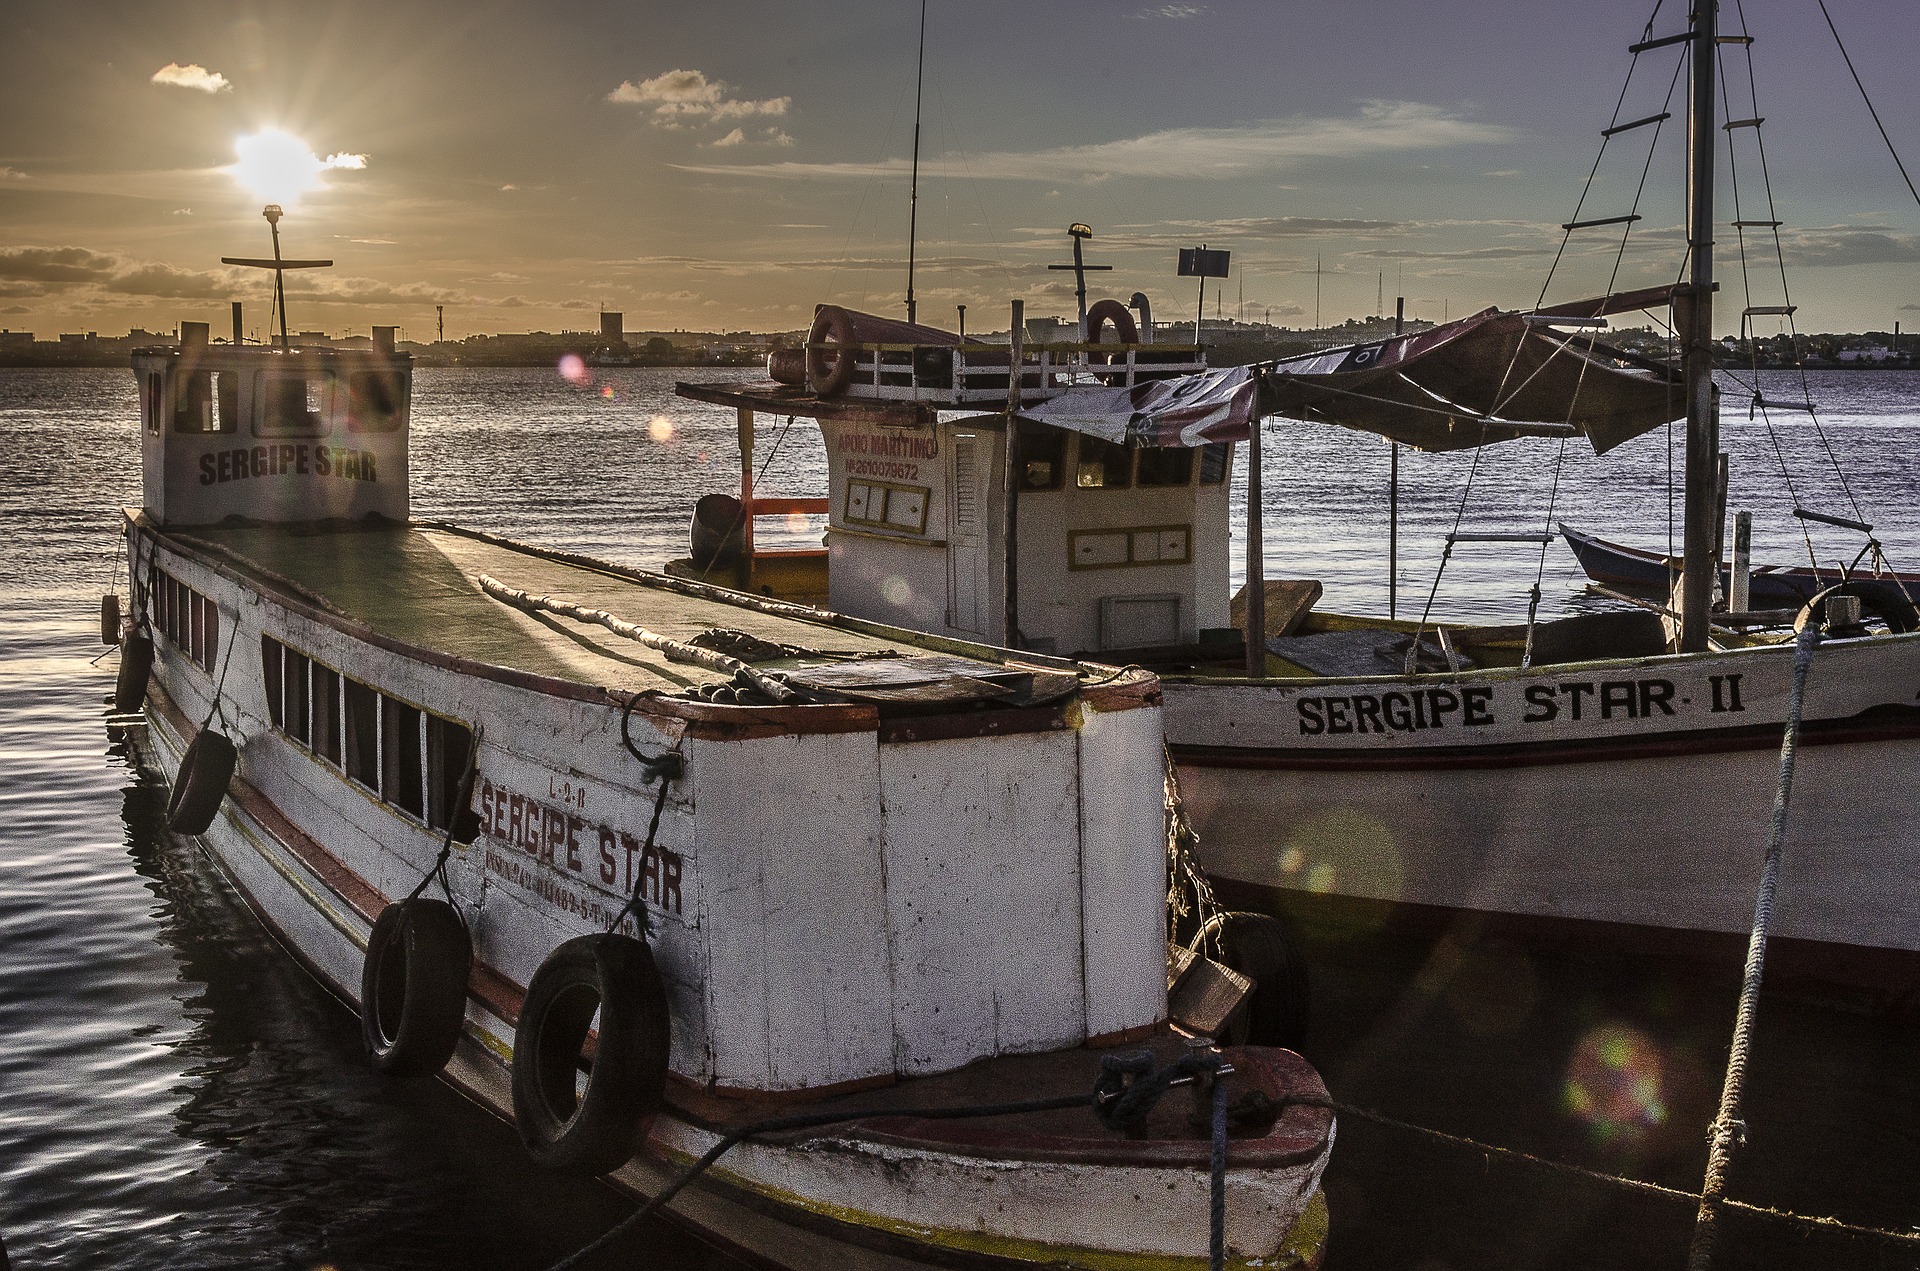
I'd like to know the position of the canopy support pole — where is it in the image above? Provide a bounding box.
[1679,0,1720,653]
[1003,299,1024,649]
[1390,297,1405,619]
[738,405,756,590]
[1244,427,1266,678]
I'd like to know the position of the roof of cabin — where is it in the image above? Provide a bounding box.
[163,520,920,693]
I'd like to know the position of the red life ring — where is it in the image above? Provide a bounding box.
[806,305,860,395]
[1086,298,1139,345]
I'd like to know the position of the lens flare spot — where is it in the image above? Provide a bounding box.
[880,575,913,606]
[647,415,675,444]
[785,512,810,533]
[1563,1025,1669,1148]
[601,385,617,400]
[557,354,589,385]
[1305,862,1338,893]
[1282,808,1401,903]
[1278,845,1305,876]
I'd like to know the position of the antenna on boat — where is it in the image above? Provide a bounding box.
[221,205,332,352]
[1677,0,1720,652]
[1048,224,1108,339]
[904,0,927,325]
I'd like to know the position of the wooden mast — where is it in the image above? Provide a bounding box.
[905,0,927,325]
[1678,0,1720,652]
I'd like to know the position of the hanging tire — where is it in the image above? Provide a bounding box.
[1086,298,1140,345]
[362,899,473,1077]
[113,634,154,713]
[805,305,859,396]
[511,933,671,1176]
[101,593,122,646]
[167,729,237,834]
[1206,911,1311,1051]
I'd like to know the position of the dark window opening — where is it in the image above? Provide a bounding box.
[284,649,311,744]
[1075,436,1134,489]
[188,591,204,665]
[382,695,424,819]
[1137,447,1194,487]
[144,373,163,433]
[172,371,222,433]
[1016,421,1066,491]
[348,371,405,433]
[1199,442,1231,485]
[426,714,475,832]
[344,678,380,790]
[217,371,238,431]
[313,666,341,766]
[258,373,327,436]
[204,603,219,673]
[261,636,283,729]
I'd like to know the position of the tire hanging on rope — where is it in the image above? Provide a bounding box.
[167,728,236,835]
[361,898,473,1076]
[101,593,122,646]
[512,933,672,1176]
[1205,911,1311,1051]
[805,305,859,396]
[113,634,153,714]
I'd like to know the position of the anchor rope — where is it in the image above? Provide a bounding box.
[1685,622,1821,1270]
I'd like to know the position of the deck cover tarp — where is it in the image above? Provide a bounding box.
[1018,308,1683,453]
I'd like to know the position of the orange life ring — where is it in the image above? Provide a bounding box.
[1086,298,1139,345]
[806,305,859,395]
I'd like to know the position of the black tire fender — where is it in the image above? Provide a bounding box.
[113,633,154,714]
[362,899,473,1077]
[1796,580,1919,635]
[1085,298,1140,345]
[167,729,236,835]
[511,933,671,1176]
[101,593,122,646]
[1206,911,1311,1051]
[805,305,859,396]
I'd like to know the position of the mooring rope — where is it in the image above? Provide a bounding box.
[1685,623,1822,1270]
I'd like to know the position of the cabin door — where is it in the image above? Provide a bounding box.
[946,427,992,637]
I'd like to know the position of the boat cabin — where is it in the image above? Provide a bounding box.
[133,321,411,528]
[677,306,1242,658]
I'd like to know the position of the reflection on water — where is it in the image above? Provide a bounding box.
[2,365,1917,1269]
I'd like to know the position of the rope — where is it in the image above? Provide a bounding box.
[1685,624,1822,1271]
[545,1049,1232,1271]
[404,725,484,908]
[1815,0,1920,214]
[606,774,674,940]
[1210,1066,1229,1271]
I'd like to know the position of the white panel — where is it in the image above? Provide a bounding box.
[947,429,989,635]
[1074,532,1129,568]
[692,730,895,1089]
[1076,703,1169,1038]
[878,732,1085,1074]
[1101,594,1180,649]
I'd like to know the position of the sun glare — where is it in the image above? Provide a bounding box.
[230,128,327,207]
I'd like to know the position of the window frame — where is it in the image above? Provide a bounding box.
[254,369,333,437]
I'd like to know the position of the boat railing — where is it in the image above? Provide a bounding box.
[811,340,1208,405]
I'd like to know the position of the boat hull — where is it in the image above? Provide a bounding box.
[1166,634,1920,993]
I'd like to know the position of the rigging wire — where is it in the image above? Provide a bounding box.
[1816,0,1920,215]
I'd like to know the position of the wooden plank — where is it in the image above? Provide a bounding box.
[1230,579,1323,640]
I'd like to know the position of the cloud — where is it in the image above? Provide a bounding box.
[607,69,790,130]
[0,167,25,180]
[711,128,746,149]
[1776,225,1920,268]
[0,246,120,286]
[150,63,231,93]
[324,152,368,170]
[170,207,193,216]
[1134,3,1207,16]
[1159,216,1405,239]
[1352,245,1553,261]
[676,101,1511,182]
[764,128,795,147]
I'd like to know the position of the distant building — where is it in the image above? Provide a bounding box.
[0,329,31,348]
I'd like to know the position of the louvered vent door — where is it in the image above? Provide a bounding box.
[947,431,989,635]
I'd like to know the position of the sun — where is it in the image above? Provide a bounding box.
[229,128,364,207]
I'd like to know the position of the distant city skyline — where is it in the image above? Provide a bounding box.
[3,1,1918,337]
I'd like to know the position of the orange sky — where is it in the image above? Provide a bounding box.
[3,1,1919,339]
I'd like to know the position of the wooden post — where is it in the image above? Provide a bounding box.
[1244,428,1266,678]
[1730,511,1752,614]
[737,405,756,590]
[1678,0,1719,654]
[1390,296,1404,619]
[1003,300,1024,648]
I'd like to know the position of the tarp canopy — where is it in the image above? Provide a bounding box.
[1016,305,1685,454]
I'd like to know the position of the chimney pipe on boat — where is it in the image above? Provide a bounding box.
[181,321,210,348]
[231,302,243,346]
[1129,292,1153,343]
[373,326,397,355]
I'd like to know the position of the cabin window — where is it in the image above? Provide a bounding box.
[156,570,217,673]
[257,371,329,436]
[425,714,474,832]
[283,648,311,743]
[381,695,425,818]
[312,665,342,765]
[144,373,164,433]
[1199,442,1231,485]
[171,370,234,433]
[262,636,284,728]
[1076,435,1133,489]
[1017,421,1066,491]
[344,677,380,790]
[1137,447,1194,487]
[347,371,406,433]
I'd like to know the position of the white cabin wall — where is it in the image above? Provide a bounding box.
[876,730,1085,1075]
[691,731,896,1090]
[1076,699,1170,1038]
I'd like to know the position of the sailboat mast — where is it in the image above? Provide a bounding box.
[905,0,927,325]
[1679,0,1720,652]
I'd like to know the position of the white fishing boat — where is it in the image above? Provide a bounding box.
[105,233,1337,1266]
[669,2,1920,1005]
